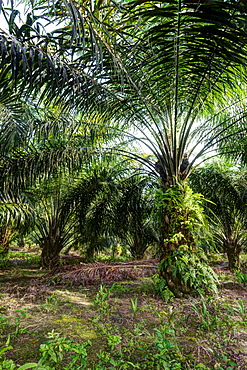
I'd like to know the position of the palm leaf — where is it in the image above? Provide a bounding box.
[1,0,247,183]
[46,259,158,285]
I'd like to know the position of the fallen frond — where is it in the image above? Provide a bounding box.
[46,260,158,286]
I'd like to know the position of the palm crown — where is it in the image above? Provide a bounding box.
[1,0,247,294]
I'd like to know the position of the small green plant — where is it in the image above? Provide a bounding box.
[141,327,184,369]
[40,294,62,312]
[0,305,7,313]
[236,271,247,286]
[109,282,129,293]
[237,299,246,316]
[39,330,71,366]
[16,309,30,319]
[0,314,8,334]
[94,285,110,304]
[13,320,27,337]
[214,352,238,370]
[38,330,91,369]
[93,285,114,315]
[94,350,123,369]
[233,299,247,326]
[130,298,138,317]
[191,299,219,331]
[10,309,29,338]
[0,340,42,370]
[152,274,174,302]
[107,334,122,351]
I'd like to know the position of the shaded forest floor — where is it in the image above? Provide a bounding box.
[0,248,247,369]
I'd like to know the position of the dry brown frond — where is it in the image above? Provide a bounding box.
[46,259,158,286]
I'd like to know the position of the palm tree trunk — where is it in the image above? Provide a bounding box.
[0,227,11,256]
[86,241,96,260]
[223,240,241,271]
[159,200,196,297]
[157,182,218,297]
[130,237,146,260]
[41,240,61,269]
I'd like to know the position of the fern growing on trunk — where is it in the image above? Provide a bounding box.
[157,182,218,297]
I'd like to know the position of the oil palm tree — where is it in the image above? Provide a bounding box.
[0,82,38,255]
[0,97,119,265]
[1,0,247,294]
[106,0,247,295]
[33,185,78,268]
[190,160,247,271]
[62,161,159,260]
[62,160,127,259]
[113,176,159,259]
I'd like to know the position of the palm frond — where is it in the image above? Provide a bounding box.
[0,190,34,227]
[46,259,158,286]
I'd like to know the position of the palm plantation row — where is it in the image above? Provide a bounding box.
[1,0,247,297]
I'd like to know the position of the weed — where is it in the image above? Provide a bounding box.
[40,294,62,313]
[156,308,185,336]
[130,297,139,317]
[214,352,239,370]
[141,326,184,369]
[0,336,43,370]
[107,334,122,350]
[38,330,91,369]
[136,280,153,295]
[0,314,8,333]
[13,319,27,337]
[94,349,139,369]
[93,285,110,304]
[233,299,247,326]
[236,271,247,286]
[237,299,246,316]
[16,308,30,319]
[93,285,115,316]
[0,305,7,313]
[191,299,219,331]
[110,282,129,293]
[151,274,174,302]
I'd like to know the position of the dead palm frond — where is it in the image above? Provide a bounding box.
[47,259,158,286]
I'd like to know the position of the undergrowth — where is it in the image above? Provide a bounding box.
[1,250,247,370]
[1,279,247,370]
[1,326,238,370]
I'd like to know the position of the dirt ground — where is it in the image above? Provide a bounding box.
[0,253,247,369]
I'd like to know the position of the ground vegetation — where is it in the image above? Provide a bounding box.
[0,249,247,369]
